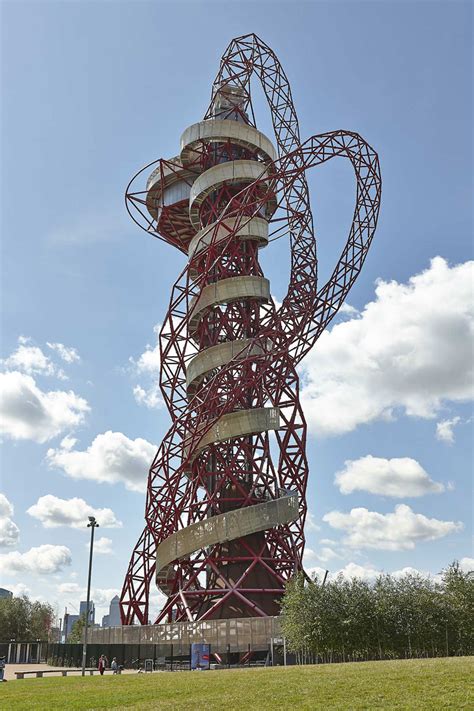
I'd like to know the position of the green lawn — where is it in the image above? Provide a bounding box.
[2,657,472,710]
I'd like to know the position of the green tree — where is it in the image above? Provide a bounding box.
[67,614,86,643]
[281,562,474,663]
[0,595,54,641]
[441,561,474,654]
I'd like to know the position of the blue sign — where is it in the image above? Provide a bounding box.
[191,643,210,670]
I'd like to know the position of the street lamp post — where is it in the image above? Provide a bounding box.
[82,516,99,676]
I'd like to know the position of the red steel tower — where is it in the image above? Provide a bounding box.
[121,34,381,624]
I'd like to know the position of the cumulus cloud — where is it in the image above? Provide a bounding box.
[46,431,156,493]
[303,547,318,564]
[57,582,82,595]
[0,544,72,576]
[46,342,81,364]
[133,384,163,409]
[323,504,462,551]
[92,588,121,608]
[305,565,328,580]
[149,591,167,622]
[129,324,164,409]
[272,294,283,311]
[335,455,445,498]
[306,561,445,583]
[332,563,437,583]
[27,495,122,529]
[5,582,31,597]
[0,520,20,549]
[436,417,461,444]
[459,557,474,573]
[316,546,341,563]
[0,493,20,548]
[92,537,113,555]
[0,337,80,380]
[0,494,13,519]
[305,511,321,532]
[1,342,56,376]
[304,544,341,567]
[300,258,473,436]
[334,562,381,583]
[57,583,121,611]
[339,302,360,318]
[0,371,89,443]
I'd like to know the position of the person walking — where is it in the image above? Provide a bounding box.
[0,655,6,682]
[111,657,118,674]
[98,654,107,675]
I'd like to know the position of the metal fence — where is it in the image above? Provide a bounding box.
[87,615,282,655]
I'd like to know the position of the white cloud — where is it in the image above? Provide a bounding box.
[303,547,318,565]
[1,338,76,380]
[133,383,163,409]
[129,324,164,409]
[1,342,55,376]
[92,537,113,555]
[133,328,161,374]
[46,342,81,364]
[459,557,474,573]
[305,564,328,580]
[0,544,72,576]
[272,294,283,311]
[0,517,20,548]
[149,591,167,622]
[304,545,341,565]
[306,560,445,583]
[335,455,445,498]
[333,562,436,583]
[300,258,473,436]
[436,417,461,444]
[5,582,31,597]
[0,493,14,519]
[305,511,321,532]
[339,302,360,318]
[323,504,462,551]
[0,494,19,548]
[0,371,89,443]
[316,546,341,563]
[27,495,122,529]
[334,562,381,583]
[58,582,82,596]
[46,430,156,493]
[91,588,121,608]
[56,583,120,612]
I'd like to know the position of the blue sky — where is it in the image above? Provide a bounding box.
[1,0,472,622]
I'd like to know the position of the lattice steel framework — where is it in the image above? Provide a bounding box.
[120,34,381,624]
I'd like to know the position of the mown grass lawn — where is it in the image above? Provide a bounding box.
[1,657,472,710]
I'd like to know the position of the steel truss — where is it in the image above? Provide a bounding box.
[120,34,381,624]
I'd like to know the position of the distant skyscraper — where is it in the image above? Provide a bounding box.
[108,595,121,626]
[0,588,13,599]
[101,595,121,627]
[63,613,79,640]
[79,600,95,624]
